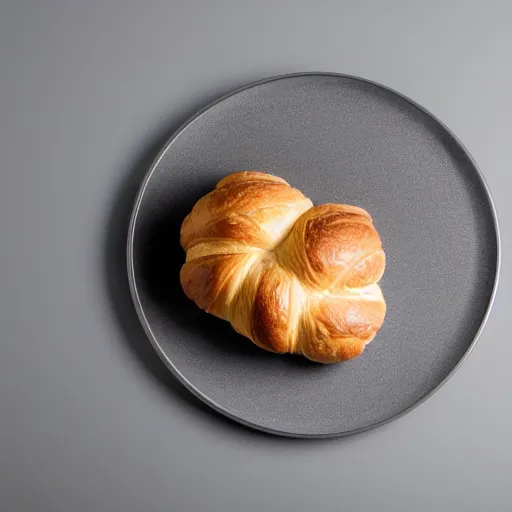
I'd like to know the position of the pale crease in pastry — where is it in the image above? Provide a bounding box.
[180,171,386,363]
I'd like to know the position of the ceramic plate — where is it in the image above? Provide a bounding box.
[128,73,500,437]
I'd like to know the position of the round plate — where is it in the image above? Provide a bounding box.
[128,73,500,437]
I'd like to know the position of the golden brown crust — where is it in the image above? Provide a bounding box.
[216,170,290,188]
[180,171,386,363]
[300,288,386,363]
[251,263,290,353]
[275,204,384,292]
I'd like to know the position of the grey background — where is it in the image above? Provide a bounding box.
[1,0,510,510]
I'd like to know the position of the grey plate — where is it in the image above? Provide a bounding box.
[127,73,500,438]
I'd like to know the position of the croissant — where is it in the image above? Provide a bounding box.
[180,171,386,363]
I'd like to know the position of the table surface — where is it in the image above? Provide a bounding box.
[1,1,510,511]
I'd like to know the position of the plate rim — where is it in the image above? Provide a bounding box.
[126,71,501,438]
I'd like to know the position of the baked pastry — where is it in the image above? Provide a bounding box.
[180,171,386,363]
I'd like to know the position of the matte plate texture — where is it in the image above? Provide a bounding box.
[128,73,499,437]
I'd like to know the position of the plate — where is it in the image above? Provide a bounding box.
[127,73,500,437]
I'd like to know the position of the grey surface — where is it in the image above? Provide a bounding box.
[1,0,511,510]
[129,73,498,437]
